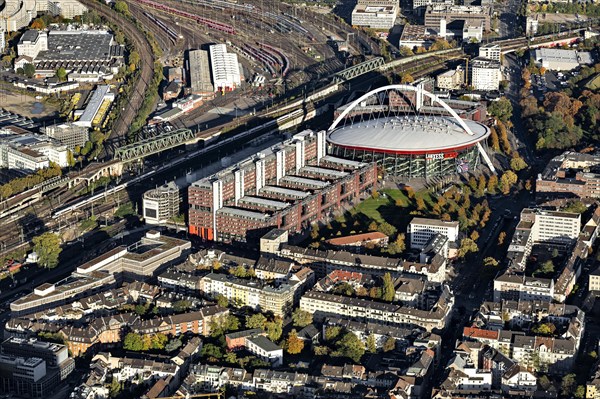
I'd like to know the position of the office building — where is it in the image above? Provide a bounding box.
[470,56,502,91]
[398,25,438,50]
[424,5,491,31]
[408,217,459,250]
[411,0,453,14]
[351,0,399,30]
[0,130,69,170]
[41,123,89,149]
[209,44,241,92]
[143,182,181,225]
[17,30,48,59]
[188,49,214,95]
[0,338,75,398]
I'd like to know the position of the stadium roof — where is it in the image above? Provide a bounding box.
[327,115,489,155]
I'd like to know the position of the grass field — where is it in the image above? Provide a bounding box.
[585,73,600,90]
[352,188,435,231]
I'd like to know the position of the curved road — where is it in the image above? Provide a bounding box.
[80,0,155,140]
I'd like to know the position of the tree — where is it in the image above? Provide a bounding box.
[535,260,554,276]
[487,175,498,195]
[575,385,586,399]
[150,333,168,350]
[510,153,528,172]
[109,376,121,398]
[563,200,587,214]
[400,73,414,83]
[484,257,499,267]
[368,221,378,231]
[32,232,62,268]
[265,319,283,341]
[286,329,305,354]
[56,67,67,82]
[201,343,223,360]
[325,326,342,341]
[366,333,377,353]
[498,231,507,245]
[499,171,518,195]
[123,333,144,351]
[394,233,406,253]
[129,51,140,66]
[383,336,396,352]
[165,338,182,352]
[224,351,238,365]
[173,300,192,313]
[458,238,479,258]
[333,282,355,296]
[488,97,513,123]
[23,63,35,78]
[292,309,313,328]
[561,373,577,397]
[377,222,397,237]
[114,0,130,15]
[30,17,46,30]
[382,272,395,302]
[416,196,426,211]
[335,332,365,363]
[470,231,479,241]
[531,323,555,336]
[246,314,267,329]
[215,294,228,308]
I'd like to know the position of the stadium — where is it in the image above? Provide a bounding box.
[326,84,495,178]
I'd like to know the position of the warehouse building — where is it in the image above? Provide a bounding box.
[73,85,115,128]
[209,44,241,92]
[533,48,594,71]
[188,49,214,95]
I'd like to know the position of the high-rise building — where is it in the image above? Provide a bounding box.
[143,182,181,225]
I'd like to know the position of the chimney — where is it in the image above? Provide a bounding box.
[440,18,447,38]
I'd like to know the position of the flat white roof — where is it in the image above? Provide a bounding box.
[327,115,489,153]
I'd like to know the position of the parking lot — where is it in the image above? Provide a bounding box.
[530,69,572,101]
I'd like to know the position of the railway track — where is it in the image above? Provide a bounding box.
[79,0,156,141]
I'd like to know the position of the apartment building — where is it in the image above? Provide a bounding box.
[300,286,454,332]
[408,217,459,250]
[478,43,501,61]
[351,0,399,30]
[470,56,502,91]
[536,151,600,199]
[436,67,464,90]
[188,130,377,243]
[132,306,228,337]
[199,270,313,317]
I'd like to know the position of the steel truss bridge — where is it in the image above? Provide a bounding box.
[114,128,195,162]
[333,57,385,83]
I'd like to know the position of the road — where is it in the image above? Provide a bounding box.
[495,0,523,39]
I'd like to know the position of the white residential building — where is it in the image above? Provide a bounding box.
[436,67,464,90]
[209,44,241,92]
[408,217,459,250]
[0,131,68,170]
[479,43,501,61]
[245,336,283,367]
[351,0,399,30]
[470,56,502,91]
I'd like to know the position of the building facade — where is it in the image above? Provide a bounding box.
[351,0,399,30]
[470,57,502,91]
[408,217,459,250]
[143,182,181,225]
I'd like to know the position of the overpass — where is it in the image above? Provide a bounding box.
[114,128,196,162]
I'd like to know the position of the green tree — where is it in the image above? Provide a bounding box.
[292,309,313,328]
[109,376,121,398]
[335,332,365,363]
[215,294,228,308]
[366,333,377,353]
[23,63,35,78]
[561,373,577,397]
[382,272,395,302]
[575,385,586,398]
[563,200,587,214]
[123,333,144,351]
[32,232,62,268]
[173,300,192,313]
[377,222,397,237]
[383,336,396,352]
[325,326,342,341]
[458,238,479,258]
[150,333,168,350]
[332,282,355,296]
[165,338,182,352]
[499,170,518,195]
[535,260,554,276]
[488,97,513,123]
[246,314,268,330]
[55,67,67,82]
[129,51,140,66]
[510,154,528,171]
[265,319,283,341]
[201,343,223,360]
[224,351,238,364]
[531,323,555,336]
[66,150,76,168]
[483,257,499,267]
[114,0,130,15]
[286,329,304,354]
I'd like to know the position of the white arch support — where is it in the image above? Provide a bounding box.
[328,84,496,174]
